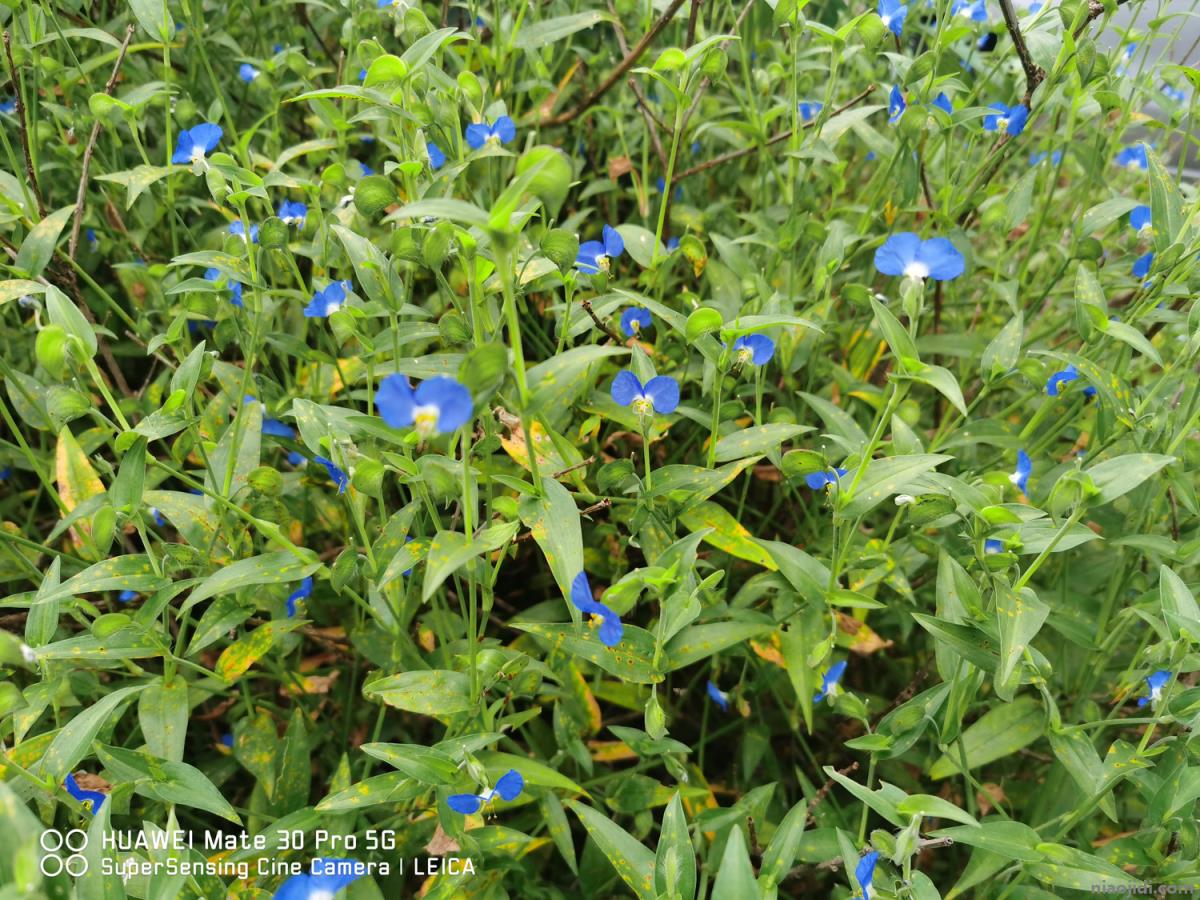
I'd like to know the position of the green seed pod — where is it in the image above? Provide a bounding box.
[248,466,283,495]
[404,5,434,37]
[259,216,289,249]
[354,175,397,218]
[857,13,886,47]
[541,229,580,271]
[351,457,385,496]
[1074,236,1104,261]
[423,220,456,268]
[36,324,70,379]
[438,311,471,345]
[700,48,728,80]
[781,449,826,479]
[457,71,484,108]
[90,504,116,557]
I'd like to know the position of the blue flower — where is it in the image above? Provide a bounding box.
[1163,84,1187,103]
[149,507,166,527]
[358,161,373,176]
[952,0,987,20]
[805,468,847,490]
[877,0,908,35]
[931,92,953,115]
[447,769,524,814]
[64,773,106,815]
[1046,364,1081,396]
[1009,449,1031,494]
[814,659,847,702]
[171,123,223,165]
[272,859,367,900]
[1137,669,1171,707]
[358,67,367,80]
[277,200,307,227]
[244,395,296,438]
[377,374,473,437]
[666,236,680,252]
[1133,251,1154,281]
[1029,150,1062,166]
[465,115,516,149]
[220,733,234,748]
[621,307,652,337]
[576,225,625,274]
[611,371,680,415]
[855,850,880,900]
[0,96,15,114]
[0,466,11,480]
[1116,144,1148,170]
[238,63,260,82]
[229,220,259,244]
[874,233,965,281]
[984,538,1004,554]
[286,576,313,617]
[888,86,906,123]
[983,103,1029,136]
[570,571,623,646]
[1129,205,1151,232]
[204,267,243,308]
[706,681,730,712]
[304,280,352,318]
[315,456,348,494]
[118,590,138,602]
[798,101,823,122]
[86,228,99,249]
[287,451,306,466]
[427,141,446,170]
[1116,43,1137,76]
[978,32,997,51]
[733,334,775,366]
[272,43,284,53]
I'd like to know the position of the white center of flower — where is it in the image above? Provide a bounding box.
[1127,161,1141,171]
[325,301,342,315]
[1008,471,1022,485]
[881,13,893,25]
[486,132,501,145]
[903,261,930,279]
[20,642,36,664]
[190,146,206,164]
[311,891,335,900]
[632,396,653,415]
[589,612,607,630]
[413,404,439,438]
[737,347,753,365]
[996,116,1009,131]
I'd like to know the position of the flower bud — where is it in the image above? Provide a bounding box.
[36,324,70,379]
[259,216,289,249]
[541,229,580,271]
[423,220,456,268]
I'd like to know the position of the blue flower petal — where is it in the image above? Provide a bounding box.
[706,681,730,711]
[734,334,775,366]
[427,141,446,170]
[414,376,474,433]
[602,224,624,259]
[286,576,313,617]
[64,773,106,815]
[447,793,483,814]
[620,307,653,337]
[643,376,680,414]
[594,602,624,646]
[262,418,295,439]
[377,374,417,428]
[874,232,922,277]
[1046,365,1079,397]
[492,115,516,144]
[570,571,599,614]
[611,370,644,407]
[916,237,965,281]
[856,850,879,900]
[465,123,490,149]
[495,768,524,801]
[1129,205,1151,231]
[315,456,348,494]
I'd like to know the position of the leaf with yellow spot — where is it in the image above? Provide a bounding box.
[513,622,661,684]
[315,772,425,811]
[750,633,786,668]
[55,427,105,549]
[588,741,639,763]
[215,620,302,681]
[570,802,657,900]
[677,501,777,569]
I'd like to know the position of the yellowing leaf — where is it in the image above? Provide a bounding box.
[215,621,301,681]
[55,427,105,549]
[836,612,894,656]
[678,501,778,569]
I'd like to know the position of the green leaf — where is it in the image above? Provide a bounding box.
[360,743,459,784]
[1080,197,1139,234]
[663,622,774,670]
[870,296,920,366]
[95,164,172,209]
[1159,565,1200,641]
[518,478,584,620]
[316,772,423,811]
[39,684,145,781]
[479,751,587,794]
[711,825,758,897]
[215,619,303,681]
[896,794,979,826]
[97,744,239,822]
[930,820,1043,862]
[388,198,490,228]
[928,696,1045,779]
[614,224,666,268]
[129,0,174,39]
[1147,145,1183,250]
[995,584,1049,701]
[570,801,656,900]
[138,677,189,763]
[759,798,808,889]
[422,521,520,602]
[46,286,97,358]
[14,206,74,277]
[1029,842,1144,891]
[514,11,610,49]
[824,765,905,827]
[513,622,661,683]
[364,670,473,715]
[1084,454,1174,504]
[980,312,1024,381]
[714,424,812,462]
[800,392,868,450]
[839,454,952,518]
[655,793,697,900]
[0,279,47,305]
[1103,320,1162,365]
[1048,728,1117,822]
[184,551,320,611]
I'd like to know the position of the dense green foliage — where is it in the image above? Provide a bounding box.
[2,0,1200,897]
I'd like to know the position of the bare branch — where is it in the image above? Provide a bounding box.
[69,24,135,262]
[997,0,1044,104]
[540,0,688,127]
[2,31,46,218]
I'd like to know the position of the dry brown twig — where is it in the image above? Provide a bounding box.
[2,31,46,217]
[68,24,136,262]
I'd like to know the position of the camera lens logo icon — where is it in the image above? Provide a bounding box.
[39,830,88,877]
